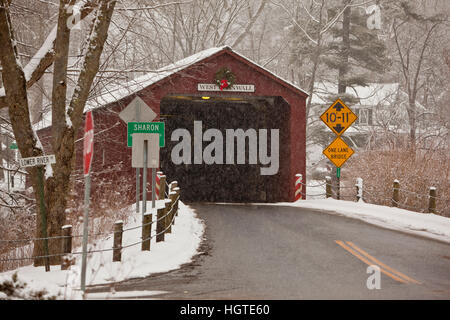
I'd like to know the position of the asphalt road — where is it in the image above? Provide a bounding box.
[88,203,450,299]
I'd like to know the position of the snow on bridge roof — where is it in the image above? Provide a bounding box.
[85,46,229,111]
[84,45,308,110]
[34,46,227,130]
[34,46,308,131]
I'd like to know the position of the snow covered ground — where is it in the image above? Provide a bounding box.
[289,179,450,244]
[0,200,204,300]
[275,199,450,244]
[2,190,448,300]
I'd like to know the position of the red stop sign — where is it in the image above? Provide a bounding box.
[83,111,94,176]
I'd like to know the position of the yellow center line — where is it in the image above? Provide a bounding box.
[335,240,408,284]
[346,241,422,285]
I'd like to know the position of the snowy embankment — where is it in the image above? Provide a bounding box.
[280,199,450,244]
[285,179,450,243]
[0,201,204,300]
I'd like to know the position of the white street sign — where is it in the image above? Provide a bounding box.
[197,83,255,92]
[19,155,56,168]
[132,133,160,168]
[119,96,157,123]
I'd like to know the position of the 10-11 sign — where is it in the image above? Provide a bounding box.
[321,99,357,168]
[320,99,357,136]
[323,112,353,123]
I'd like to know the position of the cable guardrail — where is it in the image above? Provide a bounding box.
[295,175,448,216]
[396,188,429,198]
[0,190,181,263]
[0,196,180,246]
[390,198,427,211]
[297,180,327,188]
[337,184,356,189]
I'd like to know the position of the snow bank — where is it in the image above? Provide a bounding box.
[0,201,204,300]
[280,199,450,243]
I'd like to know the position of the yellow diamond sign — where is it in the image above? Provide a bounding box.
[323,137,354,168]
[320,99,357,136]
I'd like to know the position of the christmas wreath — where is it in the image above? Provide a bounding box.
[214,67,236,91]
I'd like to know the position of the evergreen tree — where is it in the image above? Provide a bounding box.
[323,1,390,104]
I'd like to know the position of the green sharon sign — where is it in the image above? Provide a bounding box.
[127,122,165,147]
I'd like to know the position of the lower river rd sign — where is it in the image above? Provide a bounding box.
[19,155,56,168]
[323,137,354,168]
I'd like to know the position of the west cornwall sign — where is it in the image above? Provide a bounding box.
[197,83,255,93]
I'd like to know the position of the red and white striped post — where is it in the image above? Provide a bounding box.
[155,171,163,199]
[295,174,303,201]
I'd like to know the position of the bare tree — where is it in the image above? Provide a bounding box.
[390,1,448,152]
[0,0,116,265]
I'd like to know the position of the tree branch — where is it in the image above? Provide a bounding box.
[68,0,117,131]
[0,0,98,110]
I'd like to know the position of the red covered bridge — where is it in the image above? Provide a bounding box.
[38,46,308,205]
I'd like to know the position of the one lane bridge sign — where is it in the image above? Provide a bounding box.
[127,122,165,147]
[322,137,354,168]
[320,99,357,136]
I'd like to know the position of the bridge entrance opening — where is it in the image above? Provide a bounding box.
[160,95,291,203]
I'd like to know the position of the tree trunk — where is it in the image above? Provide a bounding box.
[0,0,50,265]
[332,1,351,190]
[1,0,116,266]
[408,100,417,154]
[338,2,350,95]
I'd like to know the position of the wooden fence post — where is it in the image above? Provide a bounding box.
[113,221,123,262]
[169,191,177,225]
[163,199,171,235]
[156,205,166,242]
[392,180,400,207]
[428,187,436,214]
[170,181,178,192]
[326,176,332,198]
[61,225,73,270]
[61,225,72,254]
[173,187,180,217]
[142,213,152,251]
[167,191,176,233]
[156,171,163,199]
[355,178,363,202]
[159,175,166,201]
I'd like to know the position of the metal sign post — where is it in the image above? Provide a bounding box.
[136,167,140,213]
[18,155,56,272]
[152,169,156,208]
[80,172,90,294]
[321,99,357,198]
[337,167,341,200]
[142,139,148,217]
[37,166,50,272]
[136,101,141,213]
[119,96,157,214]
[81,111,94,298]
[132,133,160,216]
